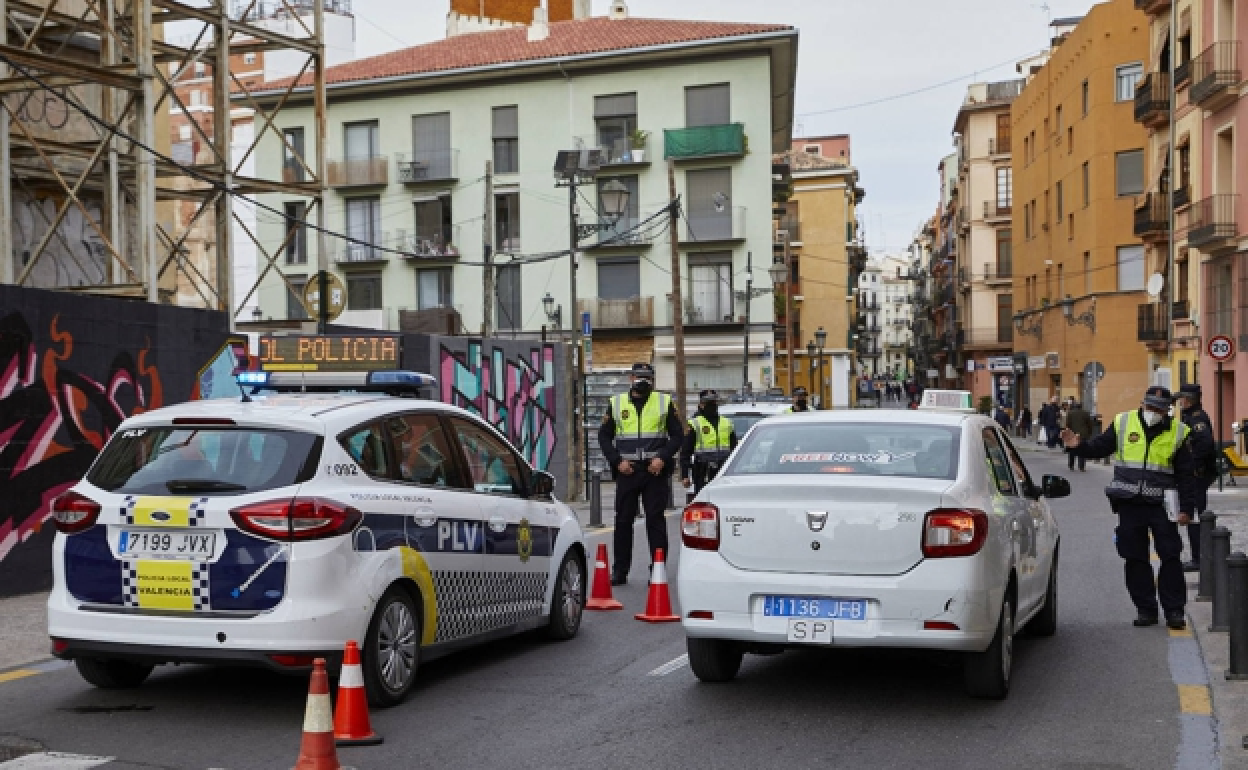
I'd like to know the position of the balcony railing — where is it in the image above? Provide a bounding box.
[396,226,460,259]
[328,156,387,187]
[962,327,1013,346]
[1188,194,1238,249]
[664,123,746,160]
[282,161,307,184]
[396,150,459,183]
[337,234,390,264]
[684,206,746,242]
[1191,42,1241,109]
[984,262,1012,282]
[984,201,1012,221]
[578,296,654,329]
[1174,186,1190,209]
[1175,58,1192,88]
[1134,73,1170,127]
[988,136,1011,155]
[1133,193,1169,238]
[578,135,651,166]
[1138,303,1168,342]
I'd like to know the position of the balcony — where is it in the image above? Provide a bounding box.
[988,137,1011,156]
[1174,186,1190,209]
[337,235,389,265]
[963,327,1013,347]
[1134,0,1169,14]
[328,155,387,188]
[1191,42,1241,111]
[282,161,307,185]
[684,206,746,244]
[1133,193,1170,241]
[1133,73,1170,129]
[984,262,1012,284]
[664,123,746,161]
[1188,194,1239,251]
[396,150,459,183]
[396,226,460,259]
[1175,58,1192,88]
[1137,303,1168,342]
[578,296,655,329]
[577,135,651,167]
[984,202,1012,224]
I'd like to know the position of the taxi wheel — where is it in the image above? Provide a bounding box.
[963,595,1013,700]
[362,588,421,708]
[546,551,586,641]
[687,637,743,683]
[74,658,153,689]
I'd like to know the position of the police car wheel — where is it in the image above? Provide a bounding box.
[74,657,154,689]
[963,595,1013,700]
[687,637,743,683]
[546,551,585,641]
[363,588,420,708]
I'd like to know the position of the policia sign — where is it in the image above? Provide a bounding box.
[259,335,401,372]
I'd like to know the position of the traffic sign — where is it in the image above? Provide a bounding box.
[582,311,592,337]
[1209,335,1235,362]
[303,270,346,322]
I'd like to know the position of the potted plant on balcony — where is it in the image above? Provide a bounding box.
[629,129,650,163]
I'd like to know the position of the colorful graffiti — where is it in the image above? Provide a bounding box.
[0,311,163,568]
[440,342,558,472]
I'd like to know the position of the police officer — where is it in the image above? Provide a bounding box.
[681,389,738,497]
[598,362,683,586]
[787,386,813,413]
[1061,386,1200,630]
[1176,384,1216,572]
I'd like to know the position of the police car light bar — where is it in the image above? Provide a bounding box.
[919,389,975,413]
[235,369,437,396]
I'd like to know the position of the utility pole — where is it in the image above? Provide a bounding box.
[1165,0,1177,361]
[784,236,795,394]
[741,250,753,393]
[567,177,584,502]
[483,160,495,337]
[668,159,687,423]
[313,0,329,334]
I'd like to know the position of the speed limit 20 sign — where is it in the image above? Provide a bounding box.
[1209,335,1236,362]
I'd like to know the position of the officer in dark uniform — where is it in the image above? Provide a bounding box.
[681,389,738,498]
[1062,386,1200,629]
[1176,384,1216,571]
[787,386,812,413]
[597,362,683,585]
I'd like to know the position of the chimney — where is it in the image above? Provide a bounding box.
[528,2,550,42]
[608,1,628,20]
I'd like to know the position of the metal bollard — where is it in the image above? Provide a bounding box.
[1198,512,1218,602]
[1211,527,1232,632]
[1226,552,1248,680]
[589,471,603,529]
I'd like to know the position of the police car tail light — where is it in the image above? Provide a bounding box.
[921,508,989,558]
[230,497,362,541]
[51,490,101,534]
[681,503,720,551]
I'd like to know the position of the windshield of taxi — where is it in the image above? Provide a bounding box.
[727,422,961,480]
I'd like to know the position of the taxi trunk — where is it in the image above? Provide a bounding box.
[708,477,951,576]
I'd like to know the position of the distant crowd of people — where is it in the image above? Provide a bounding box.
[856,375,923,408]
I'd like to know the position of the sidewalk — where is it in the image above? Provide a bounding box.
[0,591,50,672]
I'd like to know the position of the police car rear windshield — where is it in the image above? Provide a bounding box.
[727,423,961,480]
[88,427,320,496]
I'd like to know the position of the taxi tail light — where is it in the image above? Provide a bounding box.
[230,498,362,541]
[51,490,101,534]
[681,503,720,551]
[922,508,989,558]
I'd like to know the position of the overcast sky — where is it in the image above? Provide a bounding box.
[346,0,1098,255]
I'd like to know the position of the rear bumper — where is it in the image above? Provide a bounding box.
[676,547,1000,652]
[51,638,341,674]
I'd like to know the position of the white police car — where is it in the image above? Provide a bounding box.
[47,370,587,706]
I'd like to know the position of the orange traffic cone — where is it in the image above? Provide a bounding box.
[635,548,680,623]
[333,641,382,747]
[293,659,341,770]
[586,543,623,611]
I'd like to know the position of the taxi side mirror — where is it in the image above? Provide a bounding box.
[531,470,556,499]
[1042,475,1071,499]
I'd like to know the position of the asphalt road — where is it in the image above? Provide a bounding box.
[0,449,1198,770]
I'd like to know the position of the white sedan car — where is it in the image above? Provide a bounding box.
[676,394,1067,699]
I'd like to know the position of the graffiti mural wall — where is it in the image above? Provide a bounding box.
[0,285,228,597]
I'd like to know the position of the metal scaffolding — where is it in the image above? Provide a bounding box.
[0,0,326,317]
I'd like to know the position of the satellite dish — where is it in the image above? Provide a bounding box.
[1146,273,1164,298]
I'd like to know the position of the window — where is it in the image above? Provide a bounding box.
[1116,63,1143,102]
[1117,245,1146,291]
[1055,105,1063,134]
[685,167,733,240]
[1067,126,1073,153]
[689,253,733,323]
[450,418,528,496]
[344,120,379,160]
[804,144,821,155]
[1084,252,1091,294]
[997,294,1013,342]
[385,414,455,487]
[1058,263,1065,296]
[1178,142,1191,193]
[1023,136,1030,166]
[347,271,382,310]
[413,195,453,255]
[1056,180,1064,222]
[244,52,256,65]
[982,428,1017,496]
[595,93,637,163]
[1115,150,1144,196]
[997,228,1012,275]
[1024,203,1032,239]
[495,192,520,251]
[492,106,518,174]
[286,274,309,321]
[283,127,306,183]
[194,62,206,78]
[416,267,453,310]
[1082,79,1090,115]
[685,83,730,127]
[995,113,1011,153]
[283,201,307,265]
[345,197,381,261]
[340,422,391,479]
[1177,257,1189,303]
[411,112,452,178]
[1082,161,1090,207]
[597,259,641,300]
[1180,359,1189,386]
[189,90,202,106]
[1044,190,1050,226]
[728,422,961,481]
[996,167,1012,208]
[495,264,522,330]
[178,124,192,141]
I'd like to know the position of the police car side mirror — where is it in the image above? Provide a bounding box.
[531,471,556,499]
[1042,475,1071,499]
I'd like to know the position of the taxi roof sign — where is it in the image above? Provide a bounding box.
[919,389,975,413]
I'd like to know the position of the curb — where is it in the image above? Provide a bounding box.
[1187,594,1247,768]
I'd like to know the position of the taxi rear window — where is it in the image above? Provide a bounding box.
[88,427,320,496]
[727,422,961,480]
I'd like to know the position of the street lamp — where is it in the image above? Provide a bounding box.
[806,340,817,403]
[542,291,562,328]
[768,262,787,287]
[598,179,630,228]
[815,326,827,409]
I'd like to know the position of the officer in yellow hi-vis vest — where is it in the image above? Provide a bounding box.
[597,362,683,585]
[786,387,812,413]
[681,390,738,497]
[1062,386,1200,630]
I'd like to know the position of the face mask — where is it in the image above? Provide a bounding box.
[1142,410,1163,428]
[633,380,653,398]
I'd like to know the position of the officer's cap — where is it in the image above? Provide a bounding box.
[1143,385,1174,412]
[1179,384,1202,399]
[793,387,809,398]
[630,362,655,379]
[699,389,720,402]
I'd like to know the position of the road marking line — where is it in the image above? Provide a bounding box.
[1177,684,1212,715]
[647,654,689,677]
[0,753,114,769]
[1169,627,1194,638]
[0,669,38,684]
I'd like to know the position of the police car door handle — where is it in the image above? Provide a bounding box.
[488,515,507,533]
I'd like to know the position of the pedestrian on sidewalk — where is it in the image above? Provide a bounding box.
[993,405,1011,432]
[1061,386,1200,630]
[1018,405,1033,439]
[1176,384,1217,572]
[1041,396,1063,449]
[1065,401,1093,472]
